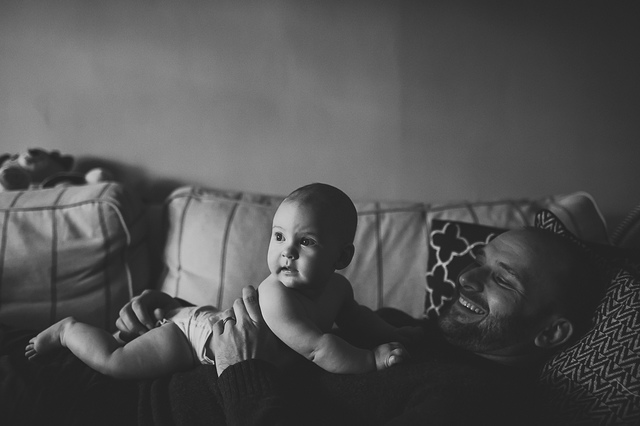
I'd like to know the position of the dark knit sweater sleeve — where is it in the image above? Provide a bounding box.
[138,360,292,426]
[216,359,293,426]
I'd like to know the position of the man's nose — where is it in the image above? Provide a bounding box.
[458,267,486,292]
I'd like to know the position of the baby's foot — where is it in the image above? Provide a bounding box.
[25,317,75,361]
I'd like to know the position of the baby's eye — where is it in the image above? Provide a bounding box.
[300,237,317,247]
[274,232,284,242]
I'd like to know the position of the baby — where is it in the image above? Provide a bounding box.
[26,183,413,378]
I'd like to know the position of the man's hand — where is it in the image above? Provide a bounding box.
[211,286,281,376]
[373,342,408,370]
[115,289,183,342]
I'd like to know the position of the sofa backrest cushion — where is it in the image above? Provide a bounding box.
[159,186,608,318]
[0,183,148,332]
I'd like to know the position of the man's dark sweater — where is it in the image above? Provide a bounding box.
[2,318,543,426]
[139,319,543,425]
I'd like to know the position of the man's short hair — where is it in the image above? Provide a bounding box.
[285,183,358,245]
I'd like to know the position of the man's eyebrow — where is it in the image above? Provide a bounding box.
[476,245,523,282]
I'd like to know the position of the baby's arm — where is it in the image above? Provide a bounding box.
[335,284,404,346]
[259,277,401,374]
[334,282,426,354]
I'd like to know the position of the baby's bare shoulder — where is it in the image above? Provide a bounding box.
[258,275,289,301]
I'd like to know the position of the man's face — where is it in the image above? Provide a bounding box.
[437,229,566,355]
[267,201,345,295]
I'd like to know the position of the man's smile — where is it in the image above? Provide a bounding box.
[457,293,486,316]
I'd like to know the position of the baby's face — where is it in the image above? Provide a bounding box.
[267,200,344,294]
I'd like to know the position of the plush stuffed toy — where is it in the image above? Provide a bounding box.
[0,148,113,192]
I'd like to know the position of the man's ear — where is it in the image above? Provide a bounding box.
[534,317,574,349]
[335,244,355,270]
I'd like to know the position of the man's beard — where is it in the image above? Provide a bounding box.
[436,304,529,353]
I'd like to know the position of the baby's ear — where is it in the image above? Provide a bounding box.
[335,244,355,270]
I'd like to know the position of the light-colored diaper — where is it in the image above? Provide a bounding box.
[164,306,219,366]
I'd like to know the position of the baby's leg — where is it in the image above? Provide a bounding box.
[27,318,194,380]
[25,317,76,360]
[102,322,195,379]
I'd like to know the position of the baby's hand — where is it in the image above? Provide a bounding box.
[373,342,408,370]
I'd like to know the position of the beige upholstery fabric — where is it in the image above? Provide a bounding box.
[0,183,148,332]
[159,186,607,317]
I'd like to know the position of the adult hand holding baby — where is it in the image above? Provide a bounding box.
[211,286,283,376]
[115,289,186,341]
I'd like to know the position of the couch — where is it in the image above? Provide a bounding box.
[1,182,638,425]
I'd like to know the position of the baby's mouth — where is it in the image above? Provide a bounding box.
[279,265,297,274]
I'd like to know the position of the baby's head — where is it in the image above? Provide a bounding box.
[267,183,358,292]
[283,183,358,246]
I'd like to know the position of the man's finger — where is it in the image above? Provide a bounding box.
[117,305,146,335]
[220,307,235,319]
[115,318,130,334]
[154,308,165,323]
[131,299,156,331]
[232,296,249,326]
[212,317,224,336]
[242,286,263,323]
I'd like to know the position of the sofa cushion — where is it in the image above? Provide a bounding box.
[159,186,608,318]
[159,186,281,311]
[540,267,640,425]
[535,210,640,425]
[540,269,640,424]
[425,220,505,319]
[0,183,148,332]
[535,209,640,281]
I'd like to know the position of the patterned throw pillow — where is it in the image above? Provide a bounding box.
[425,220,505,319]
[535,209,640,281]
[539,268,640,425]
[537,210,640,425]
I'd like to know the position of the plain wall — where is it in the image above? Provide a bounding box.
[1,0,639,225]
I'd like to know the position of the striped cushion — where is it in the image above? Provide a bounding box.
[159,186,608,317]
[0,183,148,332]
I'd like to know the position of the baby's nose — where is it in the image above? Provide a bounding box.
[282,246,297,259]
